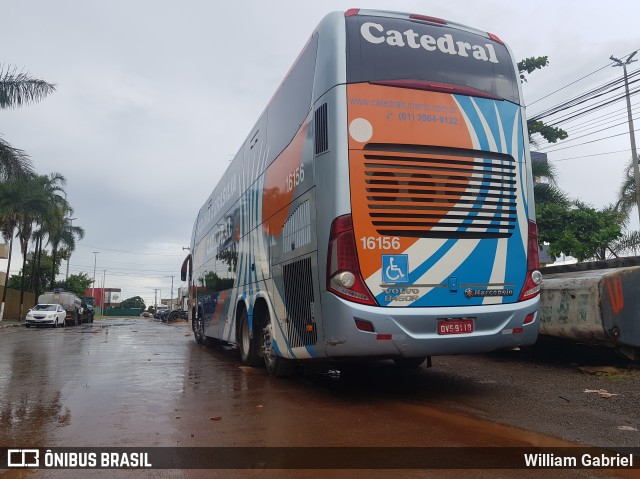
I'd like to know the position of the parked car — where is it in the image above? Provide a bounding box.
[141,311,151,318]
[25,304,67,328]
[154,306,169,319]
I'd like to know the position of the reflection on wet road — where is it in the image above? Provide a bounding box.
[0,318,635,479]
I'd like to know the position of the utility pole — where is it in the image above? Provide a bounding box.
[91,251,99,302]
[102,270,106,314]
[611,51,639,224]
[166,275,174,309]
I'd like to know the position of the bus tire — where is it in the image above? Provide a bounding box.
[193,315,205,345]
[239,308,260,366]
[393,356,427,368]
[262,313,295,377]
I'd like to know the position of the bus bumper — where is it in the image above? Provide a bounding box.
[320,292,540,358]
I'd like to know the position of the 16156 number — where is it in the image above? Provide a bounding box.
[360,236,401,250]
[285,165,305,192]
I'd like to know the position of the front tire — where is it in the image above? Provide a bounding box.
[239,308,260,366]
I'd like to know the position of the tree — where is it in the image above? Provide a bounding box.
[616,157,638,217]
[0,176,28,319]
[0,138,32,181]
[55,273,93,297]
[122,296,146,310]
[0,65,55,177]
[531,157,570,208]
[45,195,84,289]
[537,202,623,261]
[518,56,569,145]
[5,250,57,295]
[0,173,52,319]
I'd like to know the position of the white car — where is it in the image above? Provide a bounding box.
[25,304,67,328]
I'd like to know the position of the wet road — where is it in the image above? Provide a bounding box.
[0,317,637,479]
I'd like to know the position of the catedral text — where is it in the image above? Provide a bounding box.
[360,22,499,63]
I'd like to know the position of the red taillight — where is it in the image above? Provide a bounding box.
[345,8,360,17]
[488,33,504,45]
[519,221,542,301]
[409,14,447,25]
[327,214,377,306]
[523,313,536,325]
[370,80,502,100]
[355,319,375,332]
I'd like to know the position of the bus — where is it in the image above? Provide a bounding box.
[181,9,541,376]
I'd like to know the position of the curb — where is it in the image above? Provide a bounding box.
[0,321,23,329]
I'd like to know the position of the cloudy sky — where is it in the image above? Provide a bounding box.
[1,0,638,307]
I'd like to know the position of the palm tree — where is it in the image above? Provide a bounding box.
[616,157,637,218]
[0,137,32,181]
[531,156,570,208]
[0,178,26,320]
[0,174,51,319]
[15,174,58,318]
[0,64,55,177]
[47,204,84,290]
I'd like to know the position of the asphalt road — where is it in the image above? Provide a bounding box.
[0,317,638,479]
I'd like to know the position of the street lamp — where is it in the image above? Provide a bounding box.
[91,251,99,304]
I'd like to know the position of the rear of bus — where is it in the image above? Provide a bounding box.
[321,10,541,359]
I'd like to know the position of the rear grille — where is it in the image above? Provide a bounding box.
[282,257,317,347]
[314,103,328,155]
[361,145,517,239]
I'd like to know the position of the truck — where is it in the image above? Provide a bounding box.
[38,289,93,326]
[80,296,96,323]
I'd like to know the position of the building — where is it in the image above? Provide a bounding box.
[84,287,122,309]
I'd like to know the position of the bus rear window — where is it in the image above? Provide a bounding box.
[346,16,520,104]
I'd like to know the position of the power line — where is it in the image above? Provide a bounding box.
[545,84,640,128]
[548,149,631,162]
[536,127,640,154]
[527,48,640,107]
[537,119,631,151]
[529,71,634,121]
[76,243,184,257]
[527,62,616,107]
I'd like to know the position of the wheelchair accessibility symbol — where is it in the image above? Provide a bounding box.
[382,255,409,283]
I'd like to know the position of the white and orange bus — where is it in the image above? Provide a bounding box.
[181,9,541,376]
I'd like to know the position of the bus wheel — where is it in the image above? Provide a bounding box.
[262,315,295,377]
[239,309,260,366]
[393,356,427,368]
[193,316,205,344]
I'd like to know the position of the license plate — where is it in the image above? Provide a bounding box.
[438,319,474,335]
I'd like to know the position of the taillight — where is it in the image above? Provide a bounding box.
[409,14,447,25]
[370,79,501,100]
[488,33,504,45]
[519,220,542,301]
[345,8,360,17]
[327,214,377,306]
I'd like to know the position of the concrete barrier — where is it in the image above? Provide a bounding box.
[540,263,640,361]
